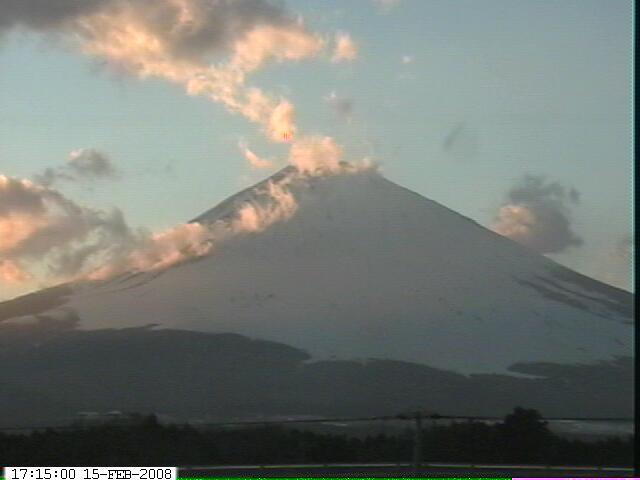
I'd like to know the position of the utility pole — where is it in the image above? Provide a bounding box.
[412,412,423,476]
[397,408,436,476]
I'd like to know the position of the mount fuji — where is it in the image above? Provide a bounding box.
[0,165,633,425]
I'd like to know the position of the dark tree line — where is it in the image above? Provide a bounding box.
[0,408,632,466]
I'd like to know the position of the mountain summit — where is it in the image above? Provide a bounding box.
[0,166,633,423]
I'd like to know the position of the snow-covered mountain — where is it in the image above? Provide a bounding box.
[0,165,633,423]
[1,166,633,372]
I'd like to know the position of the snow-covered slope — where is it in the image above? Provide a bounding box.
[0,166,632,376]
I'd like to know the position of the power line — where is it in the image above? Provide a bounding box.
[0,413,633,432]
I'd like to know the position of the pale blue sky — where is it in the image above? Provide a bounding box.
[0,0,632,298]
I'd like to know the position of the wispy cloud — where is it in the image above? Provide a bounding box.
[3,0,361,166]
[0,0,333,144]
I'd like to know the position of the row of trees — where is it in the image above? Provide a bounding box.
[0,408,632,466]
